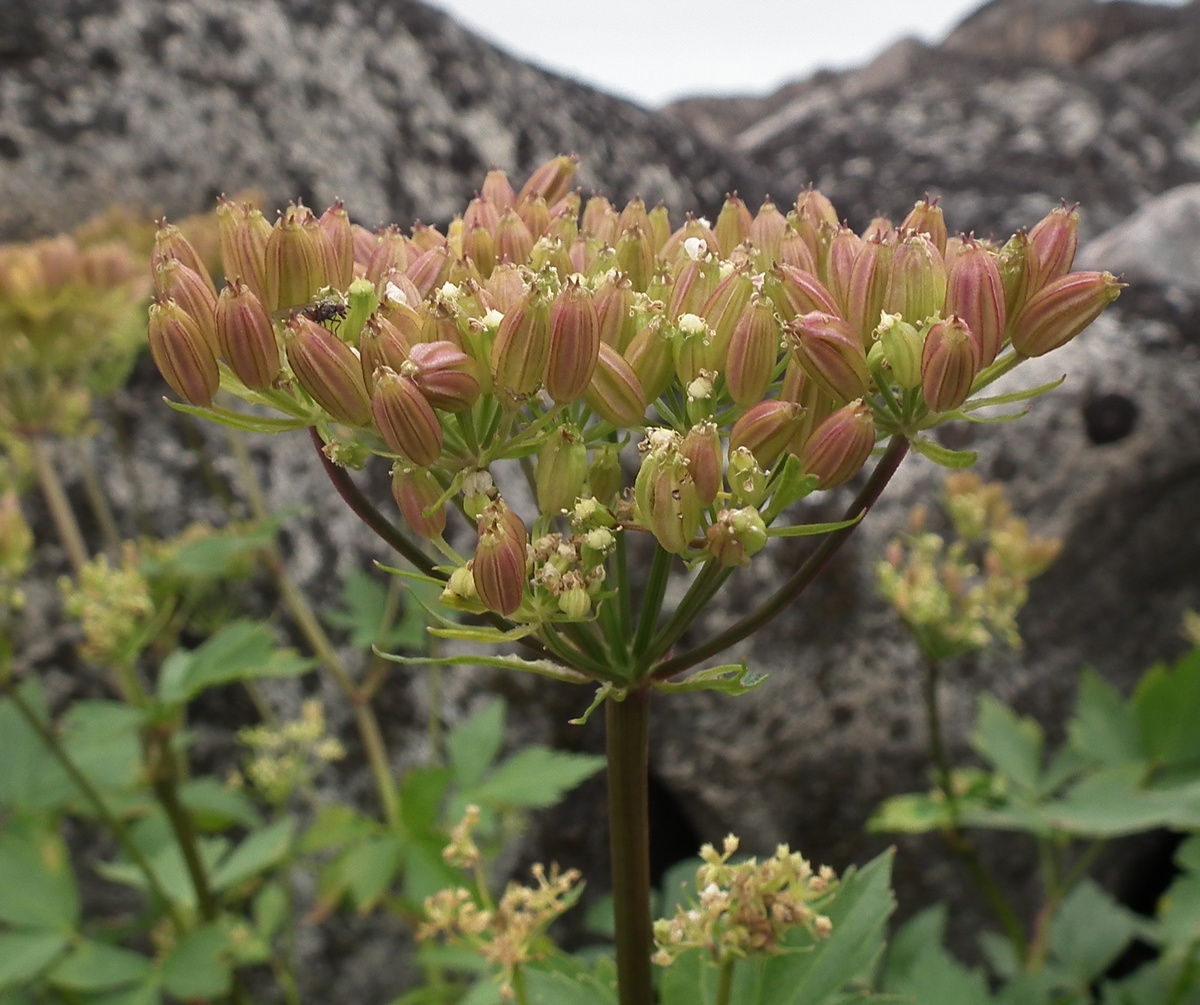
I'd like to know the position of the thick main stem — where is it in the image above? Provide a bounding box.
[29,436,89,577]
[606,687,655,1005]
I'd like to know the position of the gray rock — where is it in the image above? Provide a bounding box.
[1079,181,1200,290]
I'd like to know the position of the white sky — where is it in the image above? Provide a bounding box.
[425,0,1189,107]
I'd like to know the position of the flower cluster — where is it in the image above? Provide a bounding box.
[233,699,346,805]
[877,473,1061,661]
[146,157,1119,657]
[652,835,838,966]
[60,546,155,667]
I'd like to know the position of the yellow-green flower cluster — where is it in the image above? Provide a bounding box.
[234,699,345,805]
[877,473,1061,661]
[652,835,838,966]
[60,546,154,666]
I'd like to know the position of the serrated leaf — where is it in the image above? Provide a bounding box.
[910,437,978,469]
[210,817,295,893]
[154,521,278,579]
[0,818,80,930]
[1133,650,1200,769]
[1048,879,1139,984]
[446,700,507,790]
[47,940,152,992]
[468,747,605,810]
[299,805,379,853]
[654,664,768,696]
[326,568,413,651]
[0,931,69,989]
[402,837,463,907]
[156,621,315,706]
[971,694,1044,793]
[1045,768,1200,836]
[882,905,993,1005]
[339,835,405,913]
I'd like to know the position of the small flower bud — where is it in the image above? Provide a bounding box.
[901,196,947,255]
[491,288,551,404]
[1028,203,1079,288]
[625,318,674,402]
[1009,271,1123,358]
[661,216,720,263]
[726,295,782,407]
[473,500,529,616]
[406,245,451,298]
[558,587,592,620]
[801,401,876,489]
[634,452,700,554]
[616,227,655,292]
[944,239,1006,367]
[748,198,788,265]
[668,256,718,321]
[265,203,327,313]
[714,193,753,257]
[779,223,819,272]
[215,280,281,390]
[768,263,842,320]
[318,201,355,290]
[536,424,588,515]
[358,314,413,390]
[152,222,217,297]
[844,238,893,346]
[546,281,601,403]
[484,263,526,313]
[587,445,623,503]
[520,195,552,241]
[921,316,981,412]
[787,311,870,403]
[581,195,618,244]
[516,154,578,209]
[371,367,443,466]
[883,234,947,323]
[391,465,447,538]
[147,299,220,407]
[462,469,495,521]
[154,259,218,354]
[874,313,924,390]
[706,507,768,567]
[481,169,517,210]
[998,231,1037,320]
[585,343,646,427]
[729,400,805,470]
[672,313,713,387]
[680,421,722,507]
[405,340,481,412]
[216,199,271,303]
[699,268,755,369]
[726,446,768,507]
[284,315,372,426]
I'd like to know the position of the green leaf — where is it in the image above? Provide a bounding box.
[762,457,820,522]
[446,700,507,791]
[653,663,768,696]
[58,702,144,799]
[469,747,605,810]
[402,836,462,907]
[179,777,262,830]
[766,515,862,538]
[325,567,418,651]
[400,766,452,836]
[47,940,152,992]
[377,650,591,685]
[960,376,1066,412]
[320,835,404,913]
[299,804,379,853]
[159,924,232,1000]
[0,818,80,930]
[153,520,278,579]
[165,398,313,433]
[971,694,1044,793]
[1133,650,1200,768]
[909,437,978,469]
[0,931,69,989]
[253,882,289,941]
[156,620,315,706]
[1048,880,1139,984]
[1047,768,1200,837]
[210,817,295,893]
[882,905,993,1004]
[867,792,954,834]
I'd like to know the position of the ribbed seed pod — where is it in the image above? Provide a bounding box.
[284,315,372,426]
[215,280,281,390]
[147,299,220,407]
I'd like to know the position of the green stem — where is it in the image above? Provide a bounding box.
[645,562,733,668]
[606,687,655,1005]
[28,436,89,577]
[654,436,910,680]
[511,964,530,1005]
[72,438,122,555]
[923,657,955,813]
[3,681,185,929]
[632,546,673,661]
[715,959,735,1005]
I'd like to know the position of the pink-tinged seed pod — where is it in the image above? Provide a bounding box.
[801,401,876,489]
[672,314,712,387]
[1009,271,1123,358]
[216,199,271,302]
[358,313,412,390]
[317,201,355,291]
[667,255,716,321]
[883,234,947,324]
[921,316,981,413]
[215,280,281,390]
[1028,203,1079,289]
[265,204,327,313]
[481,169,517,210]
[844,238,894,346]
[660,215,720,262]
[154,259,219,355]
[371,367,443,466]
[827,227,864,316]
[861,216,897,243]
[519,195,551,241]
[81,241,141,289]
[615,227,654,292]
[769,263,842,321]
[787,311,870,403]
[729,400,806,470]
[473,500,529,616]
[405,340,481,413]
[546,281,601,404]
[391,465,447,539]
[595,274,637,350]
[147,299,220,407]
[998,231,1037,321]
[410,222,447,253]
[419,302,465,351]
[581,195,618,244]
[749,198,788,264]
[350,224,377,272]
[647,203,671,254]
[726,446,768,507]
[944,239,1006,367]
[875,313,924,390]
[714,193,753,258]
[494,208,534,266]
[779,225,819,272]
[617,196,652,240]
[152,222,217,298]
[680,421,722,507]
[284,315,372,426]
[794,187,839,230]
[406,245,451,298]
[464,196,501,236]
[901,196,948,255]
[726,295,782,407]
[365,227,411,284]
[482,263,525,314]
[780,361,836,456]
[462,224,497,279]
[585,342,646,428]
[536,424,588,515]
[706,507,769,568]
[549,192,582,242]
[516,154,578,209]
[587,444,623,502]
[699,268,755,369]
[634,452,700,555]
[491,288,551,404]
[625,318,674,402]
